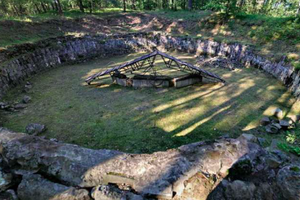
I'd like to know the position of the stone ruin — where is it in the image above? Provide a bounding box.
[0,32,300,200]
[0,32,299,100]
[0,128,300,200]
[85,50,225,88]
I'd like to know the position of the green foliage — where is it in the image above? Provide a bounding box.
[290,166,300,172]
[286,132,297,144]
[277,131,300,156]
[202,1,226,11]
[278,143,300,156]
[0,0,299,17]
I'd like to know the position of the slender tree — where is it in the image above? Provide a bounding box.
[188,0,192,10]
[56,0,63,15]
[297,0,300,16]
[123,0,126,12]
[78,0,84,12]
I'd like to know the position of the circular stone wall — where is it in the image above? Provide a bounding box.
[0,32,299,100]
[0,33,300,200]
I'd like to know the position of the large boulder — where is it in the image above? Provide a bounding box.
[277,165,300,200]
[17,174,91,200]
[0,128,256,199]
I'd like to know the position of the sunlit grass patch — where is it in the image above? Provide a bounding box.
[1,52,299,153]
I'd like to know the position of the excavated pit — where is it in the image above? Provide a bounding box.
[0,32,300,200]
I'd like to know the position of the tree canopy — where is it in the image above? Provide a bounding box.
[0,0,299,17]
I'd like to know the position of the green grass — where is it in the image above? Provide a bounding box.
[1,10,300,69]
[0,9,133,48]
[0,8,129,22]
[1,52,299,153]
[148,10,213,21]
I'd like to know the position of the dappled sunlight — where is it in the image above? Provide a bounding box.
[3,51,300,153]
[152,83,223,113]
[174,105,231,136]
[243,120,259,131]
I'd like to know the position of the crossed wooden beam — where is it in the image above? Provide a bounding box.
[85,50,225,84]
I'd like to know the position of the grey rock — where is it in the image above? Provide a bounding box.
[17,174,91,200]
[0,102,12,111]
[13,103,27,110]
[272,123,282,129]
[0,169,13,192]
[269,139,280,150]
[25,123,46,135]
[23,82,32,93]
[260,116,271,126]
[257,137,266,146]
[0,189,18,200]
[91,185,143,200]
[224,180,256,200]
[277,165,300,200]
[266,154,283,169]
[272,108,283,119]
[0,102,7,109]
[0,128,256,199]
[279,119,290,130]
[238,133,257,143]
[265,124,280,134]
[0,128,299,200]
[254,183,275,200]
[22,95,31,104]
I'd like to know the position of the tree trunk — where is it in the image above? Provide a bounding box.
[188,0,192,10]
[78,0,84,12]
[35,4,42,14]
[297,0,300,16]
[13,5,20,16]
[51,2,56,11]
[41,2,47,13]
[56,0,63,15]
[131,0,136,10]
[18,4,25,15]
[123,0,126,12]
[89,0,93,13]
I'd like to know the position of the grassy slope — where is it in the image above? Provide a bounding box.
[2,52,299,153]
[150,11,300,69]
[0,9,131,48]
[1,10,299,68]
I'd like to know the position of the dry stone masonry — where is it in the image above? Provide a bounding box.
[0,128,299,200]
[0,32,299,100]
[0,32,300,199]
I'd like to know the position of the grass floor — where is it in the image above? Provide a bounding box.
[1,52,300,153]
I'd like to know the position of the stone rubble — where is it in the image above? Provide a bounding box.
[25,123,46,135]
[260,108,298,134]
[22,95,31,104]
[196,55,242,70]
[0,127,299,200]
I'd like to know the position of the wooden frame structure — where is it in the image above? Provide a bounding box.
[85,50,225,84]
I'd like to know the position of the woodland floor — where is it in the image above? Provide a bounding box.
[0,10,300,69]
[1,52,299,153]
